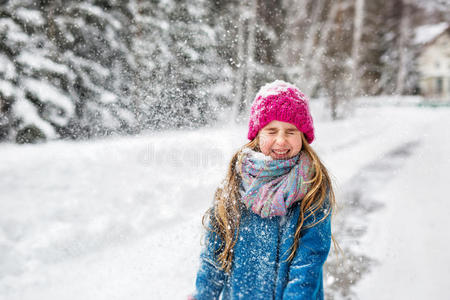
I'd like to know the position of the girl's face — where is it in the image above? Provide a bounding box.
[258,120,303,160]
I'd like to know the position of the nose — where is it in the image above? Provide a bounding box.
[275,133,288,146]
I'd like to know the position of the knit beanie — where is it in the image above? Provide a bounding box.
[247,80,315,143]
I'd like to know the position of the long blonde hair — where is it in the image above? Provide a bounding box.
[202,133,336,273]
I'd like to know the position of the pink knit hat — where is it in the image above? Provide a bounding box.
[247,80,314,143]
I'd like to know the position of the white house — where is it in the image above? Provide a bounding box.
[415,23,450,101]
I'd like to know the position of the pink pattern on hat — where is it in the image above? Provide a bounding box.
[247,80,315,143]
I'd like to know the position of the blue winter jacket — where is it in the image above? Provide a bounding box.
[193,197,332,300]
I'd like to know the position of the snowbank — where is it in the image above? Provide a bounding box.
[1,100,449,299]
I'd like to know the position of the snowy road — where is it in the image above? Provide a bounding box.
[352,110,450,300]
[0,102,449,299]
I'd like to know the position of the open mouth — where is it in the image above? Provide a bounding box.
[271,149,290,157]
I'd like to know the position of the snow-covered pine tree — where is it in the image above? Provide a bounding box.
[278,0,329,96]
[163,0,231,128]
[129,0,172,130]
[211,0,285,123]
[47,0,136,138]
[130,0,232,130]
[251,0,285,106]
[0,0,136,143]
[208,0,247,122]
[0,0,71,143]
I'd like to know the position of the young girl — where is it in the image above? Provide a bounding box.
[192,80,335,300]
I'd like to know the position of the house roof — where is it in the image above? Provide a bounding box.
[414,22,449,45]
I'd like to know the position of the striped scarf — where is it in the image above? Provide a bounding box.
[238,148,314,218]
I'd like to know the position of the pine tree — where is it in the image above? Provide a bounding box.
[0,0,136,142]
[129,0,172,130]
[213,0,285,123]
[0,0,73,142]
[131,0,232,130]
[163,0,231,128]
[47,0,136,138]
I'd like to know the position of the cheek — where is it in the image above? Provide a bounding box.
[258,136,273,155]
[290,137,303,154]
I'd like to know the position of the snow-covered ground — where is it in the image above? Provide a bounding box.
[0,98,449,299]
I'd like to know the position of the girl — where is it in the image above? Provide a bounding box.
[192,80,335,300]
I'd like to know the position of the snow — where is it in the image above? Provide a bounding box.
[414,22,448,45]
[78,3,122,29]
[23,78,75,117]
[15,8,45,26]
[0,54,16,80]
[254,79,302,100]
[352,110,450,300]
[64,52,110,79]
[0,18,29,43]
[241,147,273,161]
[100,91,118,104]
[54,17,75,43]
[17,52,70,75]
[12,97,56,138]
[1,98,450,299]
[0,80,14,98]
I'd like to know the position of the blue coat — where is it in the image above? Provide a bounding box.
[193,198,331,300]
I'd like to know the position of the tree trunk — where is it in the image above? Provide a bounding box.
[351,0,365,97]
[279,0,308,66]
[396,0,410,95]
[302,0,326,77]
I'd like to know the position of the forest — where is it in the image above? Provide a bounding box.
[0,0,448,143]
